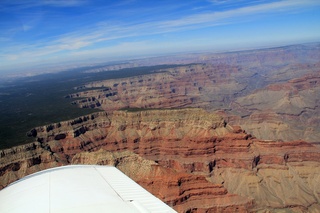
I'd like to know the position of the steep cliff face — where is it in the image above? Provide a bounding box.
[230,71,320,142]
[66,49,320,143]
[68,64,245,110]
[0,142,64,190]
[1,109,320,212]
[72,150,253,212]
[210,140,320,212]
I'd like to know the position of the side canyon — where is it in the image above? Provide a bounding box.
[1,109,320,212]
[1,43,320,212]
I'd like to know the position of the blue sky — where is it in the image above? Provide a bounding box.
[1,0,320,76]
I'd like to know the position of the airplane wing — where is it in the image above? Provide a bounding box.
[0,165,177,213]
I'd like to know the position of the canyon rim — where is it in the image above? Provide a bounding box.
[1,43,320,212]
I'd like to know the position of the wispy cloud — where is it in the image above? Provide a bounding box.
[208,0,229,4]
[0,0,86,11]
[1,0,320,69]
[161,0,320,28]
[41,0,87,7]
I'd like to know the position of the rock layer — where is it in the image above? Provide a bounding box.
[72,150,253,212]
[230,71,320,142]
[66,45,320,143]
[2,44,320,212]
[1,109,320,212]
[68,64,244,110]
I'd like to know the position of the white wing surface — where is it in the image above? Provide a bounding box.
[0,165,177,213]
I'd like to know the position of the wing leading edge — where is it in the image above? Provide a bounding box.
[0,165,177,213]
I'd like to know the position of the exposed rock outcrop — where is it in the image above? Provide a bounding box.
[72,150,253,212]
[230,71,320,142]
[2,43,320,213]
[66,49,320,143]
[0,142,64,190]
[1,109,320,212]
[68,64,244,110]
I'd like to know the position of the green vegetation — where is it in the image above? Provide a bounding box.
[0,64,181,149]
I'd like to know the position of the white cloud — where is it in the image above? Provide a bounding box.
[160,0,320,28]
[6,55,19,61]
[0,0,87,10]
[1,0,320,68]
[42,0,87,7]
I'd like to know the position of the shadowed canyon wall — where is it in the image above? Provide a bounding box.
[1,44,320,212]
[66,44,320,143]
[1,109,320,212]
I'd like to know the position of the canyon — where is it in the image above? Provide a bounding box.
[1,43,320,212]
[1,109,320,212]
[68,44,320,143]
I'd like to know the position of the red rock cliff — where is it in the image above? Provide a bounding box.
[1,108,320,212]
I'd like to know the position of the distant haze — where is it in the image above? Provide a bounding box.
[1,0,320,77]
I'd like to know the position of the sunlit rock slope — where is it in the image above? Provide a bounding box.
[67,44,320,143]
[1,109,320,212]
